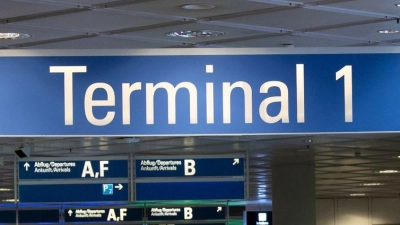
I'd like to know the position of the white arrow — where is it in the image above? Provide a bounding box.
[217,206,222,212]
[24,162,30,171]
[233,158,239,165]
[68,210,73,216]
[115,184,123,191]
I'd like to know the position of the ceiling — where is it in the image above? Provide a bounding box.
[1,0,400,205]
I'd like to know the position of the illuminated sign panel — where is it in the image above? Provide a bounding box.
[135,156,245,201]
[136,181,244,201]
[0,49,399,135]
[244,211,273,225]
[19,159,128,179]
[18,157,129,203]
[147,206,225,221]
[19,183,129,202]
[64,208,142,223]
[136,157,244,177]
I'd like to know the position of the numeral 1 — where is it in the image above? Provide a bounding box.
[336,66,353,122]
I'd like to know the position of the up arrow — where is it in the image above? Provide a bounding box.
[23,162,30,171]
[115,184,123,191]
[233,158,239,165]
[68,210,73,216]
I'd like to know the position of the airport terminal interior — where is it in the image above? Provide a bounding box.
[1,0,400,224]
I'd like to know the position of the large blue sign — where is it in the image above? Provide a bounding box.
[136,157,244,177]
[1,48,400,135]
[19,159,128,179]
[136,181,244,201]
[19,183,128,202]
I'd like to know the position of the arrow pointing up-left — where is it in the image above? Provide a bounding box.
[23,162,30,171]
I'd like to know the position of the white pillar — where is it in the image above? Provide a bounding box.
[272,163,316,225]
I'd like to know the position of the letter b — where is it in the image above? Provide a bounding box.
[184,207,193,220]
[184,159,196,176]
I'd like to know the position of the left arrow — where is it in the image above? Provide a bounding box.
[115,184,123,191]
[23,162,30,171]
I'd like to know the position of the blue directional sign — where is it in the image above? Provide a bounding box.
[147,206,225,221]
[64,208,142,223]
[19,159,128,180]
[136,181,244,201]
[136,157,244,178]
[19,183,128,203]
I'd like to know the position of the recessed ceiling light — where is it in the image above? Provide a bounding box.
[360,183,383,186]
[0,33,32,39]
[377,170,398,174]
[166,30,225,38]
[0,188,13,191]
[180,4,215,10]
[2,199,18,202]
[377,29,399,34]
[350,193,365,196]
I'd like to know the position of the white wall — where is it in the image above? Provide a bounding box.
[317,198,400,225]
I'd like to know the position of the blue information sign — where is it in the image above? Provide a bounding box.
[19,183,128,203]
[136,157,244,177]
[147,206,225,221]
[19,159,128,180]
[64,208,142,222]
[136,181,244,201]
[1,49,400,135]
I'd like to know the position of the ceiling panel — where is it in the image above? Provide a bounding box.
[0,0,69,18]
[13,10,174,33]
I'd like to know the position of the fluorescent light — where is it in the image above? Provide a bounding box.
[166,30,225,38]
[0,188,13,191]
[2,199,18,202]
[395,3,400,7]
[180,4,215,10]
[377,170,398,174]
[0,33,31,39]
[360,183,383,186]
[350,193,365,196]
[377,29,399,34]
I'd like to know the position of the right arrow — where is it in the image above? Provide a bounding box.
[115,184,123,191]
[233,158,239,165]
